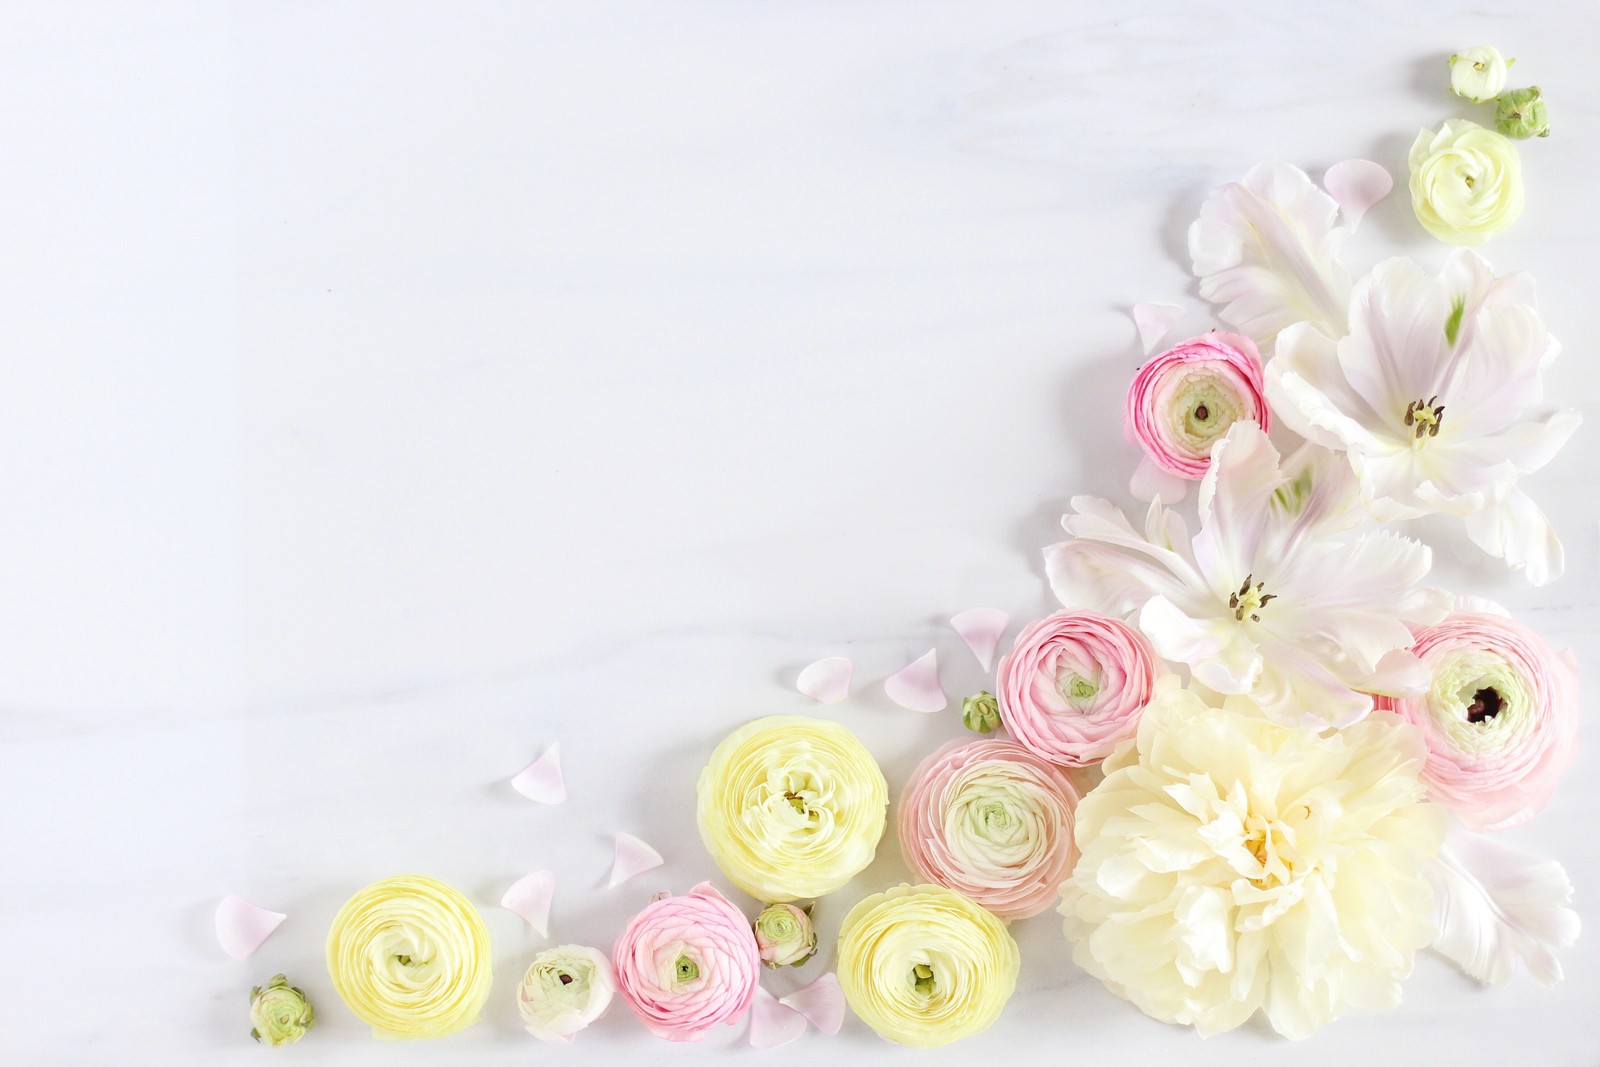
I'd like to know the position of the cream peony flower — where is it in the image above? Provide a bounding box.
[1448,46,1510,102]
[1059,678,1445,1039]
[1408,120,1524,245]
[837,883,1018,1048]
[517,945,614,1043]
[697,716,888,901]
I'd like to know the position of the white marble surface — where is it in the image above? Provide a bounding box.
[3,2,1597,1064]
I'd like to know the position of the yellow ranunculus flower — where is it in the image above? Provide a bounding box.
[326,874,493,1040]
[696,715,887,901]
[1408,119,1524,245]
[836,883,1019,1048]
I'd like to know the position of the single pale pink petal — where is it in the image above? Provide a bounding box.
[949,609,1009,671]
[796,657,852,704]
[1131,301,1184,354]
[1128,456,1190,504]
[779,972,846,1036]
[512,744,567,804]
[1323,159,1393,230]
[749,985,807,1049]
[884,649,945,713]
[608,832,664,888]
[500,870,556,937]
[215,894,286,959]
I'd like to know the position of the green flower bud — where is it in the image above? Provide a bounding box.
[962,691,1002,734]
[248,975,314,1047]
[1496,87,1550,140]
[753,902,817,967]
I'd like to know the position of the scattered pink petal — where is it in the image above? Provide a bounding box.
[511,744,567,804]
[1129,455,1191,503]
[1132,301,1183,355]
[608,832,664,888]
[885,649,945,713]
[750,985,808,1049]
[1323,159,1392,230]
[215,894,286,959]
[796,657,852,704]
[780,972,845,1036]
[949,609,1009,671]
[500,870,556,937]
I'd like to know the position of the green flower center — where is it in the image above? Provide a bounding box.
[911,963,936,996]
[674,955,699,984]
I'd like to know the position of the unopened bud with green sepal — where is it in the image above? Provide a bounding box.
[249,975,314,1047]
[1496,87,1550,139]
[962,691,1002,734]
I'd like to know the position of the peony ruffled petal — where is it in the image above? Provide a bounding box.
[500,870,556,937]
[796,657,852,704]
[779,972,846,1035]
[608,832,664,889]
[949,609,1009,671]
[1322,159,1392,230]
[1132,301,1184,354]
[749,985,808,1049]
[512,744,567,804]
[884,649,945,713]
[215,894,286,959]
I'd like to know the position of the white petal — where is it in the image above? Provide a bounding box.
[1463,487,1565,585]
[1139,595,1259,695]
[884,649,945,713]
[511,744,567,804]
[215,894,285,960]
[608,833,664,888]
[780,972,846,1035]
[749,985,808,1049]
[1322,159,1392,230]
[1188,162,1352,347]
[1132,301,1184,354]
[1047,496,1207,616]
[796,657,852,704]
[1129,456,1190,503]
[949,608,1009,670]
[1427,825,1581,988]
[500,870,555,937]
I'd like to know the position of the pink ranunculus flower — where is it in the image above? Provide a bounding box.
[995,610,1160,766]
[612,882,760,1041]
[898,738,1079,920]
[1124,332,1268,501]
[1375,607,1580,831]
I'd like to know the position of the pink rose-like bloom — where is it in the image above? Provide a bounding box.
[1375,610,1579,831]
[898,738,1079,920]
[996,610,1160,766]
[1125,332,1268,480]
[612,882,760,1041]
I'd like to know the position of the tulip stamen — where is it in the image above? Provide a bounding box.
[1228,576,1273,622]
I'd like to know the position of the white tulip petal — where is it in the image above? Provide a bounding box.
[749,985,808,1049]
[1322,159,1392,230]
[215,894,286,960]
[796,657,852,704]
[512,744,567,804]
[949,609,1009,670]
[607,832,664,888]
[780,972,846,1035]
[1128,456,1190,503]
[1427,825,1581,988]
[1464,487,1565,586]
[884,649,945,713]
[1132,301,1184,354]
[500,871,556,937]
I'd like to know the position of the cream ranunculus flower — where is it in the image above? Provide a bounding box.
[1059,678,1445,1040]
[249,974,314,1046]
[697,716,888,901]
[837,884,1019,1048]
[1408,119,1524,246]
[326,875,493,1040]
[517,945,615,1043]
[1448,46,1510,102]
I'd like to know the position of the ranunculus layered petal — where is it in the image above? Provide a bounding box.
[1124,333,1268,490]
[517,945,615,1043]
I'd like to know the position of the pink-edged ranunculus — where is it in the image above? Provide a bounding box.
[1125,332,1268,500]
[995,610,1159,766]
[1375,607,1579,831]
[612,882,760,1041]
[898,738,1079,920]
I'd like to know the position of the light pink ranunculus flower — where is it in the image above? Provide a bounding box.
[1124,332,1268,501]
[898,738,1079,920]
[1375,609,1579,831]
[995,610,1160,766]
[612,882,760,1041]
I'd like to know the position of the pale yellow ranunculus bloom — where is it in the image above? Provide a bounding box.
[836,883,1019,1048]
[696,715,887,901]
[326,874,493,1040]
[1408,119,1524,246]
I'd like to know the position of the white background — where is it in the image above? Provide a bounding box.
[2,2,1596,1064]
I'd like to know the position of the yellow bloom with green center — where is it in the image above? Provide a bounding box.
[326,874,493,1040]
